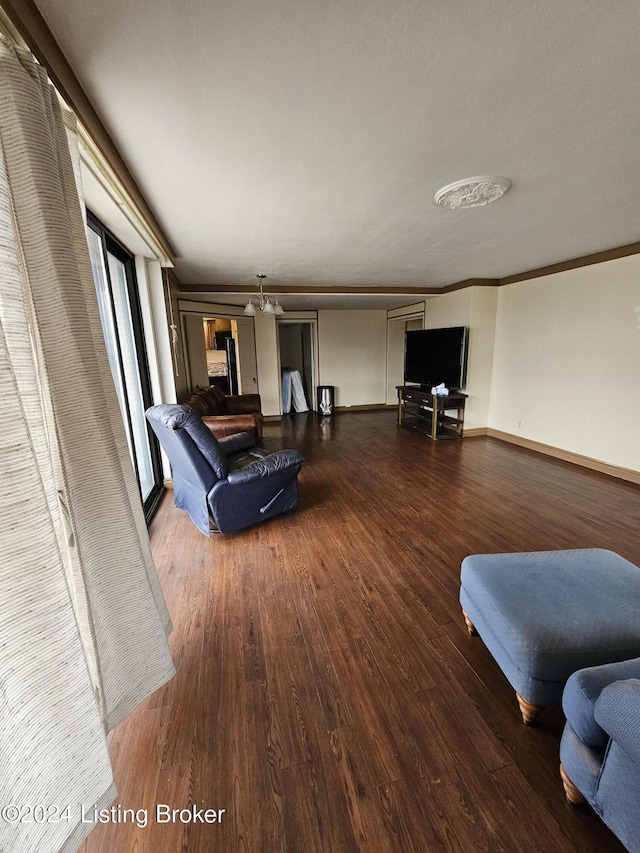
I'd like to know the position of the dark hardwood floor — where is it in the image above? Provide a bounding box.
[80,410,640,852]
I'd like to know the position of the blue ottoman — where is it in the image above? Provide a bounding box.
[459,549,640,724]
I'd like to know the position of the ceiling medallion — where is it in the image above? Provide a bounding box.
[434,176,511,210]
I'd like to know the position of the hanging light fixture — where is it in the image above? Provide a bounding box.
[243,274,284,316]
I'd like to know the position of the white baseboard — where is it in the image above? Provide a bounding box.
[485,428,640,486]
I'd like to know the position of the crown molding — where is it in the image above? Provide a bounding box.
[172,244,640,298]
[499,241,640,286]
[178,282,446,295]
[441,278,499,292]
[180,279,502,294]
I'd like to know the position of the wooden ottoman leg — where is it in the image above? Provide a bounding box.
[516,692,544,725]
[462,609,477,636]
[560,764,585,805]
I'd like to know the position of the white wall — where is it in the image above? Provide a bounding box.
[135,258,176,406]
[425,288,473,329]
[468,287,499,429]
[253,313,281,416]
[489,255,640,471]
[318,310,387,407]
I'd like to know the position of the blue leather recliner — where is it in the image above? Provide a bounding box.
[560,657,640,853]
[146,404,303,534]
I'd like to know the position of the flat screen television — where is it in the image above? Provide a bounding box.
[404,326,469,390]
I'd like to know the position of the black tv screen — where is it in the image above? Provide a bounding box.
[404,326,469,390]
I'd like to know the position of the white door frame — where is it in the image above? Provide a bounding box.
[385,308,425,404]
[277,316,319,411]
[179,305,249,394]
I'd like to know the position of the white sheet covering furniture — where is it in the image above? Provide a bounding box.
[282,369,309,413]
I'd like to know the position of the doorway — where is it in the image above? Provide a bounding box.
[182,312,258,396]
[386,314,424,404]
[277,321,316,413]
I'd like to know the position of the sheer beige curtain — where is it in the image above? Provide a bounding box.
[0,38,175,853]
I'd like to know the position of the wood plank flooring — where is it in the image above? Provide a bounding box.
[79,410,640,853]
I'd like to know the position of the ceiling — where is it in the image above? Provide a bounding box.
[31,0,640,310]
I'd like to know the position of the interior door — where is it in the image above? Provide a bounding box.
[300,323,314,406]
[232,318,259,394]
[278,322,315,410]
[183,314,209,391]
[225,336,238,395]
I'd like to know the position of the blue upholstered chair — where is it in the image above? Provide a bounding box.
[560,658,640,852]
[460,549,640,724]
[146,404,303,534]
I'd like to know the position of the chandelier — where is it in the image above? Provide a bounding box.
[243,274,284,315]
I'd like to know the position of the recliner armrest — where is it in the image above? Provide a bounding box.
[226,450,303,484]
[563,657,640,748]
[218,431,255,455]
[594,678,640,764]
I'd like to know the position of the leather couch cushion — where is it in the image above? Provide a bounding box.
[182,385,227,416]
[181,387,263,441]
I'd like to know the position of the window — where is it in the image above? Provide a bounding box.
[86,212,163,518]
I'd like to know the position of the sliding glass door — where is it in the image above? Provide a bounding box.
[86,213,163,517]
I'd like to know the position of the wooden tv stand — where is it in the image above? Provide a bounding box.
[397,385,467,440]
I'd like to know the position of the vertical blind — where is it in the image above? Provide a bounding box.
[0,37,175,853]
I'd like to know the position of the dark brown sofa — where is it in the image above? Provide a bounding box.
[181,385,263,443]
